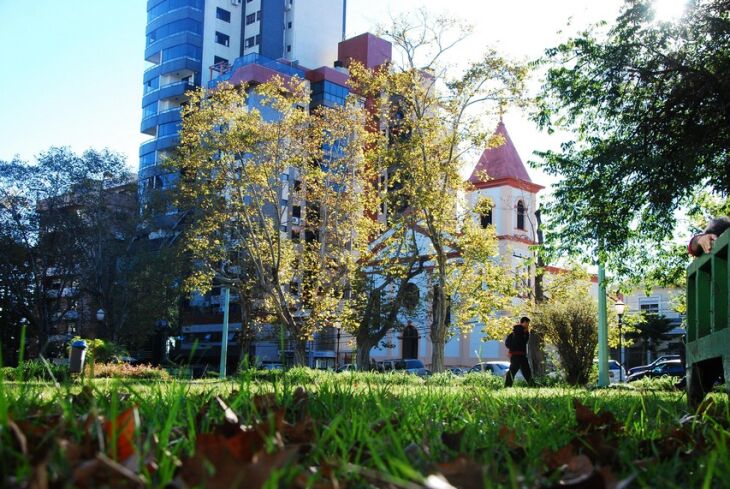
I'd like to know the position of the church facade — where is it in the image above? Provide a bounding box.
[368,121,544,369]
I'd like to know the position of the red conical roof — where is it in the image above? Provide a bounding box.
[468,121,533,185]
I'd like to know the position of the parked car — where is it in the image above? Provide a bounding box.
[627,355,681,377]
[260,363,283,371]
[469,361,523,380]
[376,360,397,373]
[395,359,429,376]
[448,367,465,376]
[594,359,628,384]
[627,359,685,382]
[336,364,356,372]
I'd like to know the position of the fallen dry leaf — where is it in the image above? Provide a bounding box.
[434,455,485,489]
[103,406,138,463]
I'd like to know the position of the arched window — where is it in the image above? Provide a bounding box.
[402,324,419,359]
[516,200,525,230]
[480,207,493,228]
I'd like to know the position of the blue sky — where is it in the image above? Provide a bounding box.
[0,0,147,166]
[0,0,627,184]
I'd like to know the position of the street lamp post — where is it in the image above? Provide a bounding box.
[95,308,105,339]
[334,323,341,371]
[614,300,626,382]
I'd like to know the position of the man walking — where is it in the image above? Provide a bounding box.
[504,316,534,387]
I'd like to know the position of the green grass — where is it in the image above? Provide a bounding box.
[1,369,728,488]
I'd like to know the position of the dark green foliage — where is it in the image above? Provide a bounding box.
[534,0,730,275]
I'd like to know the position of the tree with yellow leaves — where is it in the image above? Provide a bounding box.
[350,12,529,372]
[170,77,378,366]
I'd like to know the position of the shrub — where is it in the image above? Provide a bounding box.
[461,372,503,389]
[424,372,457,386]
[626,376,682,391]
[534,293,598,386]
[0,360,70,382]
[84,362,171,380]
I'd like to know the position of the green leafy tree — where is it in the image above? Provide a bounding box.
[625,313,677,364]
[534,0,730,277]
[0,148,135,350]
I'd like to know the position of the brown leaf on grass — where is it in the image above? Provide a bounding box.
[28,461,48,489]
[180,441,299,489]
[275,410,316,445]
[498,425,526,461]
[441,428,465,452]
[371,415,400,433]
[542,443,575,471]
[572,400,622,435]
[435,455,485,489]
[7,419,28,455]
[73,453,145,489]
[294,463,344,489]
[14,415,64,465]
[498,425,518,449]
[574,432,619,467]
[103,406,138,463]
[253,392,277,413]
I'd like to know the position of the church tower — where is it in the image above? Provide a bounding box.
[466,121,544,281]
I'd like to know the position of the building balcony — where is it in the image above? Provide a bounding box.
[139,134,180,157]
[144,56,201,83]
[145,31,202,62]
[142,81,194,107]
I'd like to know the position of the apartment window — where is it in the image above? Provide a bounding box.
[640,302,660,314]
[287,45,291,53]
[255,34,261,45]
[292,205,301,218]
[245,13,256,24]
[257,11,262,20]
[246,0,254,2]
[291,230,301,242]
[215,31,230,47]
[213,55,229,66]
[245,36,255,48]
[293,180,301,192]
[287,21,292,28]
[216,7,231,22]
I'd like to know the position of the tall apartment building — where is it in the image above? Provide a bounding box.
[139,0,346,197]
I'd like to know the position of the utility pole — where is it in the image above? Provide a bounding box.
[219,287,230,378]
[597,263,609,387]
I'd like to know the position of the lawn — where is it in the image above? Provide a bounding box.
[1,369,728,488]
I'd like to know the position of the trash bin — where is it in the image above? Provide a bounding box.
[69,340,87,373]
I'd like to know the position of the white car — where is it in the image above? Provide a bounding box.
[469,361,524,380]
[595,360,627,384]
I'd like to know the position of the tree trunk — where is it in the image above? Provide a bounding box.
[430,281,447,373]
[237,292,255,369]
[356,338,376,371]
[293,336,308,366]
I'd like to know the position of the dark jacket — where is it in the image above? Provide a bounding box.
[506,324,529,356]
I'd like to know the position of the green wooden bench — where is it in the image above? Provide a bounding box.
[686,228,729,406]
